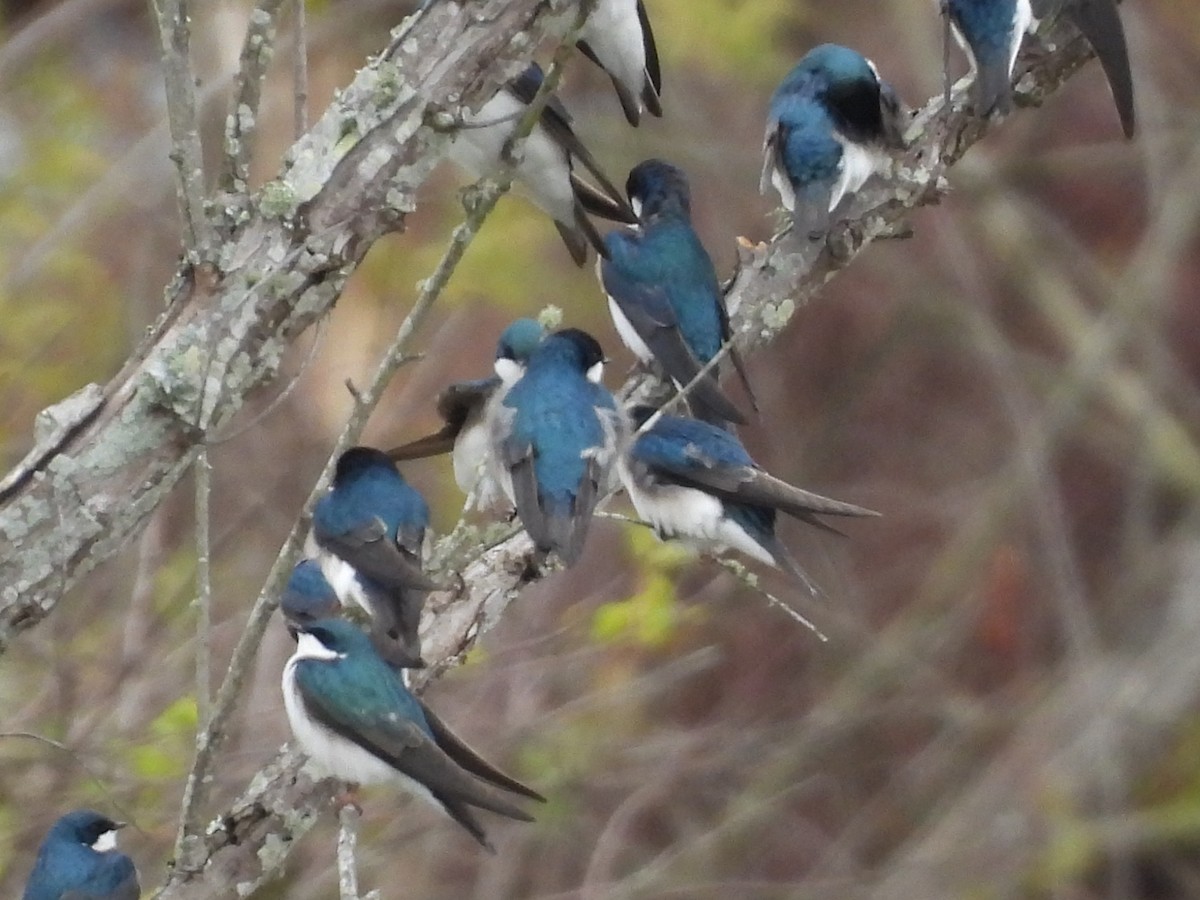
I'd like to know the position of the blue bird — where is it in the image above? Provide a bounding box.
[1029,0,1134,136]
[280,558,342,626]
[579,0,662,125]
[943,0,1036,118]
[387,318,546,510]
[23,809,138,900]
[446,63,636,266]
[619,407,879,593]
[601,160,756,427]
[489,328,627,564]
[762,44,907,240]
[282,618,545,851]
[311,447,441,669]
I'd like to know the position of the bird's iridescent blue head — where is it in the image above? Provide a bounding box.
[281,559,340,626]
[48,810,125,850]
[793,43,879,90]
[543,328,606,377]
[332,446,402,487]
[626,159,691,221]
[495,318,545,365]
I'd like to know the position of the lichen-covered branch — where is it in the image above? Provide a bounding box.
[0,0,574,655]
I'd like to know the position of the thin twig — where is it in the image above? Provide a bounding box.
[193,444,213,727]
[219,0,288,196]
[337,804,377,900]
[293,0,309,138]
[151,0,214,257]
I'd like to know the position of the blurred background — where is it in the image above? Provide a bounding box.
[2,0,1199,896]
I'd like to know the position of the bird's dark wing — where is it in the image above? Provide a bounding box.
[317,518,441,593]
[603,267,746,425]
[638,0,664,112]
[388,379,494,461]
[512,74,635,225]
[1067,0,1135,137]
[760,121,784,196]
[297,674,536,849]
[653,446,879,533]
[420,700,546,801]
[500,436,553,553]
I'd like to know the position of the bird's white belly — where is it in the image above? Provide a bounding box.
[453,421,504,509]
[833,140,886,210]
[622,469,776,566]
[446,91,575,225]
[770,164,797,212]
[579,0,647,94]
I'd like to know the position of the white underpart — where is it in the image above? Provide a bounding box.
[494,357,524,387]
[452,418,504,510]
[281,636,439,810]
[586,360,606,384]
[830,138,887,212]
[618,460,775,565]
[317,551,371,615]
[631,196,643,219]
[578,0,647,103]
[607,295,655,365]
[91,830,118,853]
[446,90,576,225]
[769,162,796,212]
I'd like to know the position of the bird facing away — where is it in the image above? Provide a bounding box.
[490,328,627,565]
[943,0,1036,118]
[22,809,139,900]
[282,618,545,851]
[1029,0,1135,136]
[619,407,880,594]
[445,63,636,266]
[601,159,755,427]
[387,318,546,510]
[762,44,907,240]
[578,0,663,125]
[311,447,440,669]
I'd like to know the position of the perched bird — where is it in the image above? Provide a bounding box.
[1029,0,1135,136]
[280,559,342,626]
[22,809,139,900]
[282,618,544,851]
[761,44,907,240]
[387,318,546,510]
[446,63,636,266]
[578,0,663,125]
[601,159,754,427]
[311,447,441,669]
[619,407,880,593]
[942,0,1036,118]
[490,328,626,564]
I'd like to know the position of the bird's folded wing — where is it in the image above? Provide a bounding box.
[317,519,441,592]
[420,701,546,802]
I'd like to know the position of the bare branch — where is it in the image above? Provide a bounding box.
[151,0,216,257]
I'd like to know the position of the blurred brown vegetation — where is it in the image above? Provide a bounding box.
[2,0,1200,897]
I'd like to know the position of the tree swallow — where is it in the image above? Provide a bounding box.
[619,406,880,593]
[446,62,636,266]
[311,447,441,669]
[280,558,342,626]
[387,318,546,510]
[601,159,755,427]
[578,0,663,126]
[762,44,907,240]
[943,0,1036,118]
[1029,0,1135,136]
[282,618,545,851]
[489,328,627,565]
[22,809,138,900]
